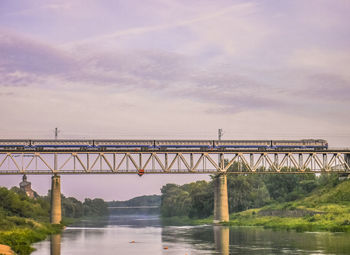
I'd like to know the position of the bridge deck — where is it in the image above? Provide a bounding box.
[0,149,349,175]
[0,148,349,153]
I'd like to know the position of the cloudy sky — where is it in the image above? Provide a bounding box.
[0,0,349,200]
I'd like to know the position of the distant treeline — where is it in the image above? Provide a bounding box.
[160,162,341,219]
[61,196,109,218]
[0,186,109,225]
[108,195,161,207]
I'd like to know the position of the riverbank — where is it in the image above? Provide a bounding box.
[0,187,67,255]
[224,204,350,232]
[0,218,63,255]
[0,185,110,254]
[161,215,212,225]
[224,179,350,232]
[163,179,350,232]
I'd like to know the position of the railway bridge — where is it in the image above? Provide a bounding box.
[0,140,349,224]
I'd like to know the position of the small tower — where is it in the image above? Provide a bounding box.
[19,175,35,198]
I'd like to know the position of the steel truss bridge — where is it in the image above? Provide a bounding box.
[0,149,349,175]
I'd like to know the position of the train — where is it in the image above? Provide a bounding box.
[0,139,328,150]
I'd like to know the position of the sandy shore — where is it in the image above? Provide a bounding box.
[0,244,15,255]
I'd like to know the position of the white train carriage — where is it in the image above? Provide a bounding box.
[31,140,93,148]
[155,140,213,149]
[0,139,30,148]
[301,139,328,149]
[93,140,154,148]
[214,140,271,149]
[272,139,328,149]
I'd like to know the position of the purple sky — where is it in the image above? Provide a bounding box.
[0,0,349,200]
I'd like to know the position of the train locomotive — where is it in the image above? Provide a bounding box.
[0,139,328,150]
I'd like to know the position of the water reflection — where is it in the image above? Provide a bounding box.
[108,207,160,215]
[214,226,229,255]
[32,208,350,255]
[107,207,161,227]
[50,234,60,255]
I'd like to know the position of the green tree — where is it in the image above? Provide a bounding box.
[83,198,109,216]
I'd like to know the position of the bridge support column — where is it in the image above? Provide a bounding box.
[213,174,229,223]
[50,175,61,224]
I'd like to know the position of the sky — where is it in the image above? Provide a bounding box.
[0,0,349,200]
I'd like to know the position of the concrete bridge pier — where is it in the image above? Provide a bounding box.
[50,175,62,224]
[213,173,229,223]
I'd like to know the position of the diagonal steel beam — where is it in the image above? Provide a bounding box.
[303,154,313,170]
[8,154,21,171]
[238,153,253,172]
[153,153,165,171]
[37,154,53,172]
[0,154,9,169]
[167,154,179,171]
[142,154,153,170]
[224,154,238,171]
[89,154,101,171]
[288,153,299,169]
[192,154,205,172]
[205,153,221,171]
[312,153,324,170]
[127,154,139,171]
[264,154,278,172]
[178,153,191,171]
[115,154,127,172]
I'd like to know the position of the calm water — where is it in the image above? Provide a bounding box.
[32,208,350,255]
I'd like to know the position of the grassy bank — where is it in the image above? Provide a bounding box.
[0,185,109,254]
[161,215,212,226]
[0,186,66,254]
[161,179,350,232]
[0,219,63,255]
[224,179,350,232]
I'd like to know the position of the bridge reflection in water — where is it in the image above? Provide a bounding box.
[47,226,230,255]
[214,226,230,255]
[50,234,61,255]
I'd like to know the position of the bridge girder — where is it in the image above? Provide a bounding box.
[0,150,349,174]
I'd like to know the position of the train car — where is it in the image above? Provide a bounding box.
[0,140,30,148]
[30,140,93,148]
[301,139,328,149]
[272,139,328,149]
[214,140,271,149]
[271,140,302,149]
[155,140,213,149]
[93,140,154,149]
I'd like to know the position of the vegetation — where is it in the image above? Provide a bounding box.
[226,179,350,232]
[161,181,213,218]
[161,163,329,218]
[61,196,109,218]
[0,187,109,254]
[108,195,161,207]
[0,187,60,254]
[160,162,350,232]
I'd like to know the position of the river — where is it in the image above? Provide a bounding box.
[32,207,350,255]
